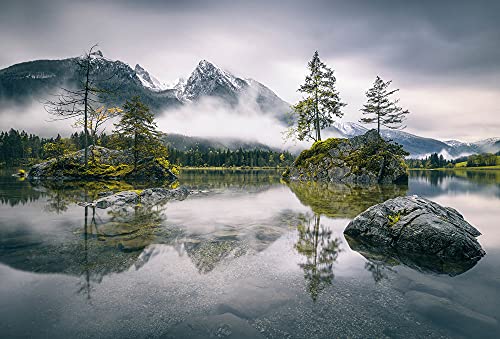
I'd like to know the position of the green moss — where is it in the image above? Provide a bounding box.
[294,138,345,168]
[282,168,290,179]
[387,212,401,226]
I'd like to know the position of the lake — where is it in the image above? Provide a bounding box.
[0,169,499,338]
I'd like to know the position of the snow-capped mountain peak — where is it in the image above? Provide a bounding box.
[134,64,168,92]
[331,121,368,137]
[443,140,471,147]
[177,59,247,102]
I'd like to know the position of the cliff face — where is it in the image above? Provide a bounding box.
[284,130,409,185]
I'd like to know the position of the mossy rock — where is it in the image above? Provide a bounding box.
[28,145,177,182]
[286,130,409,185]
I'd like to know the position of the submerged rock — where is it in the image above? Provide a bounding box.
[344,195,485,275]
[85,186,191,209]
[140,186,189,205]
[95,190,140,209]
[284,129,408,184]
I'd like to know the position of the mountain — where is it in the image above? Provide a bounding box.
[0,54,289,118]
[329,122,500,158]
[0,52,498,158]
[134,64,168,92]
[0,52,181,110]
[172,60,289,118]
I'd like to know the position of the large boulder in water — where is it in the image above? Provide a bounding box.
[283,129,408,184]
[28,145,177,182]
[344,195,485,275]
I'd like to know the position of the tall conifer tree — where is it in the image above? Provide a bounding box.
[359,76,410,134]
[290,51,346,142]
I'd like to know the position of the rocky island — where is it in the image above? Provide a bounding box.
[283,130,409,185]
[28,145,178,182]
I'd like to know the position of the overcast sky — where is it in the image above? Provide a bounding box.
[1,0,499,141]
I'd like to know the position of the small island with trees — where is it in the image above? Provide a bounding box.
[283,51,410,185]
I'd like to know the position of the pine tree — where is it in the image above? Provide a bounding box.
[114,96,164,170]
[359,76,410,134]
[289,51,346,142]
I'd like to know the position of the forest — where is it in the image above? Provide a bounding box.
[0,128,293,168]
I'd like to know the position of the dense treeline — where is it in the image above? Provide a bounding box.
[406,153,453,169]
[167,147,294,168]
[0,129,48,166]
[466,153,499,167]
[0,128,293,168]
[406,152,500,169]
[0,129,106,166]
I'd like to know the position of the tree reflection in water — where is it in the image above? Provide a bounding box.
[294,213,341,301]
[364,260,395,283]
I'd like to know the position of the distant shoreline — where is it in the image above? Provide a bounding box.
[409,166,500,171]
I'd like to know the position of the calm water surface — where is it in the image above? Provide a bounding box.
[0,169,499,338]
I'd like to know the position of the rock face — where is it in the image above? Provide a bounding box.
[28,145,177,182]
[284,129,408,184]
[344,195,485,275]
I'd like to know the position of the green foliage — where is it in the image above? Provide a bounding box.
[294,214,341,301]
[466,153,498,167]
[287,51,345,143]
[406,153,500,169]
[294,138,343,167]
[360,76,409,134]
[294,135,408,175]
[387,212,401,226]
[114,96,165,170]
[0,129,45,167]
[167,147,294,168]
[43,135,76,160]
[345,137,408,175]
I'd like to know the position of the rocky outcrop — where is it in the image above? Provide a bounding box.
[85,186,190,209]
[284,129,408,184]
[28,145,178,182]
[344,195,485,275]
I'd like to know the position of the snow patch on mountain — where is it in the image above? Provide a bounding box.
[444,140,471,147]
[331,121,367,137]
[134,64,168,92]
[176,60,247,102]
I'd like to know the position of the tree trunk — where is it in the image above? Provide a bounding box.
[133,131,138,171]
[377,113,380,135]
[315,87,321,141]
[83,56,90,168]
[377,156,386,183]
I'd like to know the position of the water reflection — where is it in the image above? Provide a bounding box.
[364,260,394,283]
[0,169,499,337]
[287,181,407,218]
[412,169,500,186]
[179,169,282,189]
[294,214,341,301]
[410,169,500,198]
[345,234,481,277]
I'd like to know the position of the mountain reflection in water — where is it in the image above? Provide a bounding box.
[0,169,499,338]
